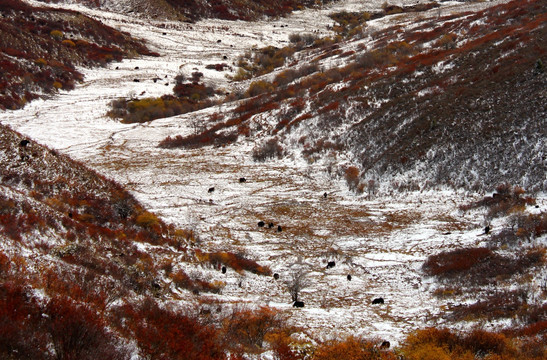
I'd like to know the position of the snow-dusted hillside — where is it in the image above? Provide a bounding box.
[35,0,345,21]
[1,0,546,356]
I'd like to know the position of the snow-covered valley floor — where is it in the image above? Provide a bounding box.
[2,0,543,346]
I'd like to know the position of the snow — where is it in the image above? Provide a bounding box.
[2,0,540,347]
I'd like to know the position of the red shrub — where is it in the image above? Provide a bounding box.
[422,247,492,277]
[318,101,340,114]
[112,299,224,360]
[199,250,271,276]
[287,113,312,131]
[45,296,128,359]
[0,283,46,358]
[0,213,22,241]
[519,320,547,337]
[0,0,32,12]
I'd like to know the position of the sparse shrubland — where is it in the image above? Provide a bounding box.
[425,185,545,335]
[2,122,546,359]
[182,0,546,193]
[1,123,290,359]
[423,246,544,286]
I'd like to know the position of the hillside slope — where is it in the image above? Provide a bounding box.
[164,0,546,193]
[36,0,341,20]
[0,124,275,358]
[0,0,156,110]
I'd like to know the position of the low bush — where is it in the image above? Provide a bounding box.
[312,336,396,360]
[423,247,492,278]
[158,129,238,149]
[111,299,224,360]
[45,296,129,359]
[252,137,284,162]
[171,269,221,294]
[424,246,544,285]
[234,45,296,80]
[222,307,286,353]
[460,184,535,218]
[329,11,371,36]
[448,289,527,322]
[108,94,215,124]
[289,33,319,49]
[247,80,275,97]
[197,250,271,276]
[344,166,361,192]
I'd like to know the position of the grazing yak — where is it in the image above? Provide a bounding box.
[380,340,390,349]
[372,297,384,305]
[293,301,304,308]
[258,221,265,227]
[208,187,215,193]
[347,274,352,281]
[326,261,336,269]
[277,225,282,232]
[273,273,279,280]
[19,139,30,147]
[221,266,227,274]
[239,177,246,183]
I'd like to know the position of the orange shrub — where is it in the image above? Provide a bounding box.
[247,80,275,97]
[400,328,521,360]
[313,336,396,360]
[223,307,285,352]
[204,251,272,276]
[49,29,63,40]
[62,39,76,47]
[344,166,361,191]
[135,211,160,229]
